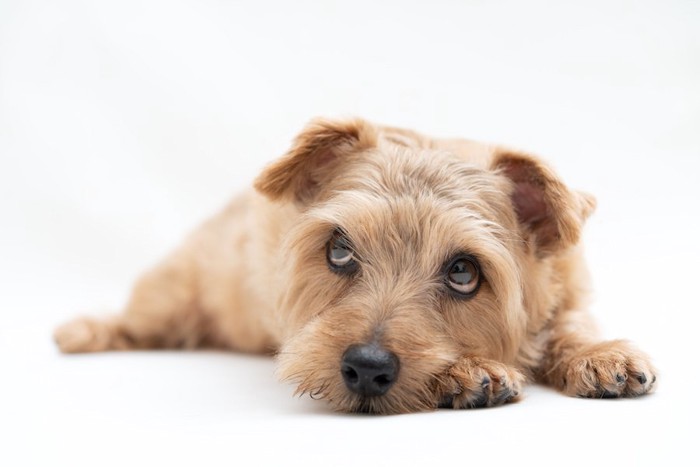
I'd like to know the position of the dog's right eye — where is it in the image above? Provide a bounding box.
[327,230,358,274]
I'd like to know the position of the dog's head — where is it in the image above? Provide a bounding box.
[254,118,595,414]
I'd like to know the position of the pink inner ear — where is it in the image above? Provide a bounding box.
[496,154,578,251]
[302,148,337,194]
[313,148,336,169]
[512,181,549,226]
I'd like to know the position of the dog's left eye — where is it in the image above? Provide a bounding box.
[445,255,481,297]
[327,230,358,274]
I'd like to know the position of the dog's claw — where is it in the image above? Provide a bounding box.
[470,392,489,408]
[493,387,515,405]
[562,341,656,398]
[436,357,524,410]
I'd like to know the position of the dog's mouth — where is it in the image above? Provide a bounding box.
[437,394,455,409]
[341,386,441,414]
[293,374,438,414]
[290,372,445,414]
[346,395,402,415]
[278,327,457,414]
[350,400,380,414]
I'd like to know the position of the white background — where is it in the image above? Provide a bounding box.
[1,1,698,465]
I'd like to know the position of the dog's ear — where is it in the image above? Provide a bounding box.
[254,118,377,203]
[491,151,596,255]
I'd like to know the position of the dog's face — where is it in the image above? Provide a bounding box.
[255,118,594,413]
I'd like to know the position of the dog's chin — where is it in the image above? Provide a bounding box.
[346,397,434,415]
[292,379,439,415]
[346,398,391,415]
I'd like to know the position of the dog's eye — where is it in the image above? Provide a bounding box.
[327,230,358,274]
[445,255,481,297]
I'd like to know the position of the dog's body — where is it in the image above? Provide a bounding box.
[55,118,655,413]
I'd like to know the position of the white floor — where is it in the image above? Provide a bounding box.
[1,1,698,466]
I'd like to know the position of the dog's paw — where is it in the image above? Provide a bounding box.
[563,340,657,398]
[435,357,525,409]
[54,317,115,353]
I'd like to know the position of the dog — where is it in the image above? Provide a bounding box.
[54,117,656,414]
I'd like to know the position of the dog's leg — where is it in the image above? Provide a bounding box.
[434,357,525,409]
[54,254,209,353]
[537,309,657,398]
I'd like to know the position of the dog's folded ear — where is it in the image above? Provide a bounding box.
[491,151,596,255]
[254,118,377,204]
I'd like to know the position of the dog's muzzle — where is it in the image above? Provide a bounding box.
[340,344,399,397]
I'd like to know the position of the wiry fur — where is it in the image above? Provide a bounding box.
[54,117,656,414]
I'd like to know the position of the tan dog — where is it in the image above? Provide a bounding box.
[54,118,656,414]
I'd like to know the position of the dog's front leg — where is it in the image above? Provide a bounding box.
[537,309,657,398]
[434,357,525,409]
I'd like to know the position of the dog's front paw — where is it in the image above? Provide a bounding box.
[435,357,525,409]
[563,340,657,398]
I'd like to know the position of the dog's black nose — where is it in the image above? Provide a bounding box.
[341,344,399,397]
